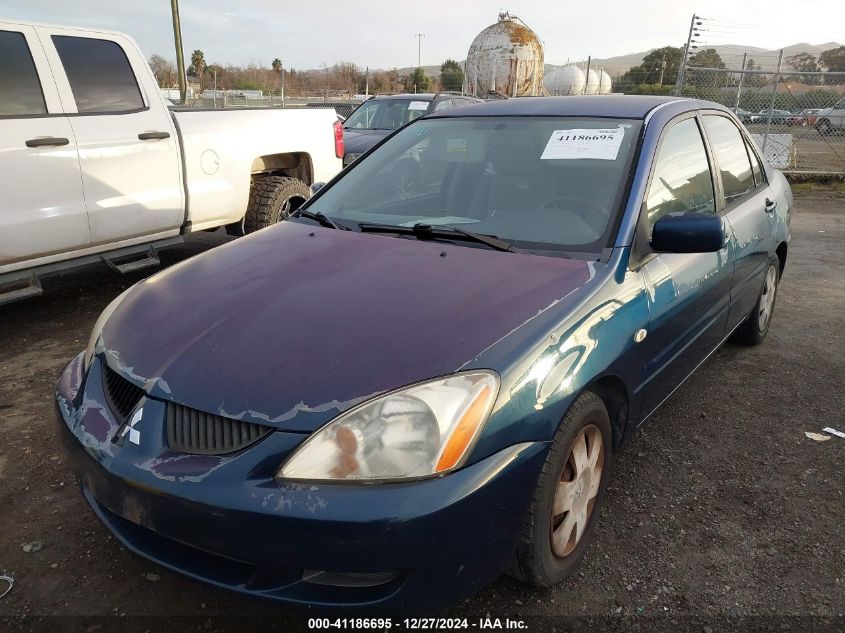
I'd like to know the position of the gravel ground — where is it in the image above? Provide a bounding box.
[0,194,842,631]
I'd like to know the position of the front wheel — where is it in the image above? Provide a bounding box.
[734,255,780,345]
[511,391,612,586]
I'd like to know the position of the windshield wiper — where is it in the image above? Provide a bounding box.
[357,222,517,253]
[291,209,348,230]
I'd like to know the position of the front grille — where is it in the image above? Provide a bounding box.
[166,402,271,455]
[103,365,145,421]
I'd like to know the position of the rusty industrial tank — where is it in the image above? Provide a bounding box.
[464,12,544,98]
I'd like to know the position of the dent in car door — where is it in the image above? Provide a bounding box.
[636,115,734,420]
[37,27,183,246]
[0,26,89,267]
[701,114,776,331]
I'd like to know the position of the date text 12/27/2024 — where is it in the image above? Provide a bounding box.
[307,618,528,630]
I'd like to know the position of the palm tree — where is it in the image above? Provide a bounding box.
[271,58,283,97]
[190,49,206,89]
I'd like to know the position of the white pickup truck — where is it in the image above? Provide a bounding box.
[0,19,343,303]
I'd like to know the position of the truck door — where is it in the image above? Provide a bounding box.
[36,27,183,246]
[0,25,89,268]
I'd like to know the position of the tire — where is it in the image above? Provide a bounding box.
[817,119,832,136]
[733,255,780,346]
[511,391,612,587]
[241,176,310,234]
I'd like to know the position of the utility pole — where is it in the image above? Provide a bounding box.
[365,66,369,97]
[415,33,425,69]
[414,33,425,93]
[170,0,187,104]
[674,13,699,96]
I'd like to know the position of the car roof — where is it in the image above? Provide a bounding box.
[370,93,436,101]
[429,95,715,120]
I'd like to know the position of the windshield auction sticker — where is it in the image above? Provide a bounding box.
[408,101,429,110]
[541,127,625,160]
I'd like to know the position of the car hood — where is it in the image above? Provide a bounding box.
[102,222,598,432]
[343,128,391,154]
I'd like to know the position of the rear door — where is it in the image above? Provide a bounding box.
[36,26,183,246]
[636,114,734,418]
[701,113,775,331]
[0,25,89,267]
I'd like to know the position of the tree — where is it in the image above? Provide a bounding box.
[743,58,767,88]
[689,48,725,69]
[190,49,206,88]
[271,58,282,74]
[819,46,845,73]
[148,54,176,87]
[402,67,432,92]
[440,59,464,91]
[619,46,683,89]
[786,52,821,84]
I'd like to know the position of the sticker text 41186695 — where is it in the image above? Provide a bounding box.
[541,127,625,161]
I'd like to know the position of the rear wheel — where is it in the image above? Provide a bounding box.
[734,255,780,345]
[817,119,833,136]
[241,175,310,234]
[511,391,612,586]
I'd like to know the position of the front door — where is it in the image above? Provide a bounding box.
[636,115,734,419]
[37,27,183,246]
[0,25,89,268]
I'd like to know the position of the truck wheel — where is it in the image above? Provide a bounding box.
[242,176,310,234]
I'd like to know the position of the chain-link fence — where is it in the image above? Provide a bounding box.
[679,67,845,175]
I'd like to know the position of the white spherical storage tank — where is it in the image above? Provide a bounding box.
[584,68,600,95]
[543,65,586,95]
[598,69,613,94]
[465,12,544,98]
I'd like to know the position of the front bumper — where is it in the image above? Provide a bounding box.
[55,353,548,612]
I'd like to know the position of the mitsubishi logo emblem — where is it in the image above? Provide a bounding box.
[117,407,143,445]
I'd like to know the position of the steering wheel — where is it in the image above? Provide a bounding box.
[540,195,608,235]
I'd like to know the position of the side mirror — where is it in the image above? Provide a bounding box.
[651,212,726,253]
[310,182,326,195]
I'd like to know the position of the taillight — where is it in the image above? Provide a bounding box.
[333,120,344,159]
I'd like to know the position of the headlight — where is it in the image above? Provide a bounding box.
[83,287,133,370]
[343,152,362,166]
[277,371,499,482]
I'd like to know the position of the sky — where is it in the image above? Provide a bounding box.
[0,0,840,70]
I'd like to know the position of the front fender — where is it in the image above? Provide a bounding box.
[466,251,649,463]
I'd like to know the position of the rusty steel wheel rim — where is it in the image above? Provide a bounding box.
[551,424,604,558]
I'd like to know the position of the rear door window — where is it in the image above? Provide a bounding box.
[645,117,716,231]
[702,115,756,204]
[0,30,47,116]
[52,35,144,113]
[745,137,764,186]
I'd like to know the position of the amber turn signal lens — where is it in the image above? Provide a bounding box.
[435,385,494,473]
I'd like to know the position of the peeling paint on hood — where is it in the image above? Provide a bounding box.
[101,221,598,432]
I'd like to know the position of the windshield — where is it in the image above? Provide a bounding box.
[344,98,430,131]
[309,116,642,257]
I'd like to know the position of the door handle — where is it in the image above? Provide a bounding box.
[138,131,170,140]
[25,137,69,148]
[764,198,777,213]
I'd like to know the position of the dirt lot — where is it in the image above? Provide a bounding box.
[0,195,843,631]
